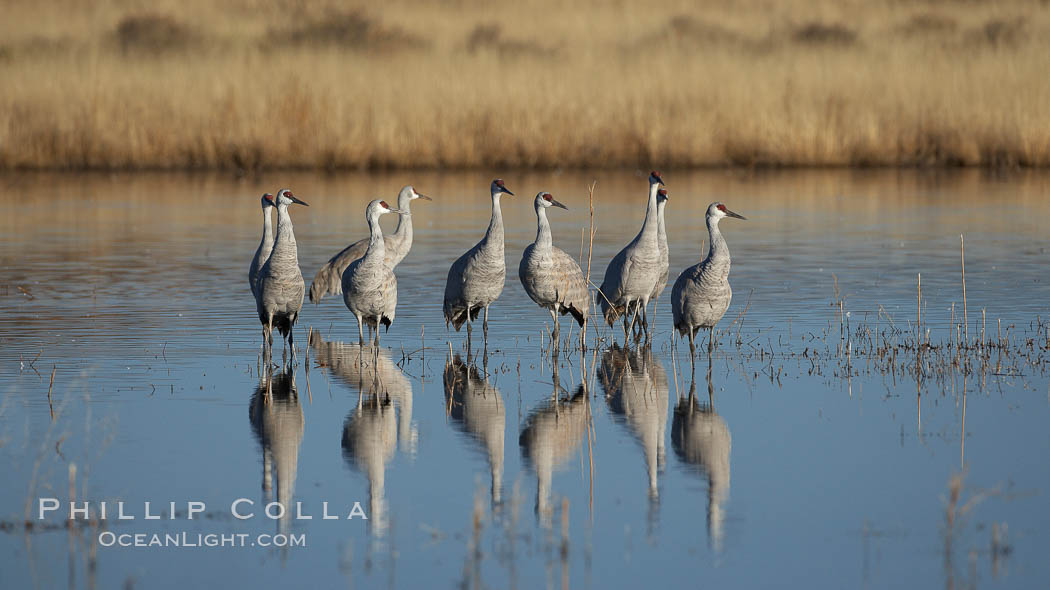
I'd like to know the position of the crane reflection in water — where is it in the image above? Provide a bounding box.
[311,332,416,538]
[672,357,732,553]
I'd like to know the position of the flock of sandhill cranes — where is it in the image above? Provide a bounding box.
[248,175,741,548]
[248,173,746,356]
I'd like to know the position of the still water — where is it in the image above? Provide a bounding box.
[1,169,1048,589]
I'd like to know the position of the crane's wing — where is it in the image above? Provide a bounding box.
[309,237,369,302]
[550,247,590,326]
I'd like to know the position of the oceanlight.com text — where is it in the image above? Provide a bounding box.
[97,532,306,549]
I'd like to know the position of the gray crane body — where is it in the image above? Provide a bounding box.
[257,190,307,347]
[518,192,589,331]
[309,186,430,303]
[443,181,513,333]
[342,200,402,344]
[671,202,746,351]
[598,175,664,329]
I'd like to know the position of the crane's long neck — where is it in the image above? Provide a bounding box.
[656,201,667,247]
[533,206,552,255]
[636,183,660,245]
[705,215,730,269]
[390,196,412,249]
[481,193,504,251]
[362,211,386,264]
[272,205,299,265]
[259,207,274,258]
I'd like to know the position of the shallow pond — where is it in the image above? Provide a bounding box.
[1,169,1048,589]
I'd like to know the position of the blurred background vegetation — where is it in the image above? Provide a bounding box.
[2,0,1049,170]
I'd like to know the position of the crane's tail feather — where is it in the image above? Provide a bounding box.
[561,304,587,328]
[275,314,295,338]
[595,287,624,326]
[308,279,324,304]
[445,304,481,332]
[447,310,465,331]
[308,263,343,304]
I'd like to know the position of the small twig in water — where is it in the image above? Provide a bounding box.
[47,365,56,420]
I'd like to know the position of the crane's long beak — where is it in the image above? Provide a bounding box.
[414,193,432,201]
[388,207,408,215]
[501,187,515,196]
[550,198,568,210]
[654,175,665,186]
[289,195,309,207]
[725,209,746,220]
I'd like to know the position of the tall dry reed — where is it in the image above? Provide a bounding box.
[3,0,1050,169]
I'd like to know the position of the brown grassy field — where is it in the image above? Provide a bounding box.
[2,0,1050,170]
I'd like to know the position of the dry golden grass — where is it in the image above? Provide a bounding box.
[3,0,1050,169]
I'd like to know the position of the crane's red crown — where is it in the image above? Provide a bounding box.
[658,189,667,196]
[380,200,390,208]
[716,203,727,212]
[542,193,553,201]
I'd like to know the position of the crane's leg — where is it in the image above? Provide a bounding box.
[374,316,382,348]
[646,291,655,331]
[356,315,364,345]
[627,302,642,343]
[549,308,560,351]
[288,326,295,362]
[630,303,640,339]
[638,302,647,333]
[465,307,473,352]
[266,314,274,355]
[483,305,490,342]
[708,326,715,355]
[688,327,696,357]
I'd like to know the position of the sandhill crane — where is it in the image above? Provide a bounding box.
[309,185,431,303]
[519,379,589,524]
[670,202,746,356]
[518,192,589,348]
[648,189,670,325]
[257,189,309,355]
[341,199,405,346]
[599,344,668,502]
[443,179,514,341]
[248,192,274,300]
[672,359,731,553]
[249,368,304,534]
[444,354,505,507]
[598,171,665,338]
